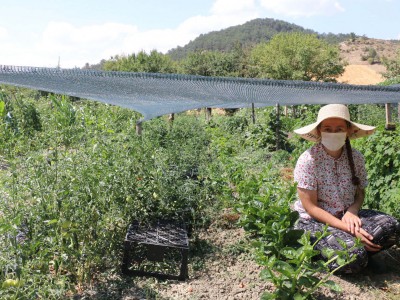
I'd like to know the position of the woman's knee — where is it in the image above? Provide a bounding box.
[360,209,400,247]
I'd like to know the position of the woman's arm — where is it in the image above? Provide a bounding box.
[297,187,349,231]
[342,187,364,234]
[297,187,381,252]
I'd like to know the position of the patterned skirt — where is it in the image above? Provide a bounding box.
[294,209,400,274]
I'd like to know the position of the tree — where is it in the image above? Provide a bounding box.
[102,50,177,73]
[178,47,252,118]
[248,32,345,82]
[179,50,238,77]
[349,32,357,42]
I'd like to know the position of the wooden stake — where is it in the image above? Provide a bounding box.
[251,103,255,124]
[398,103,400,121]
[206,108,212,122]
[385,103,396,130]
[136,121,142,135]
[276,103,280,150]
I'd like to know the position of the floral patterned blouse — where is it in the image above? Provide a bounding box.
[293,142,368,219]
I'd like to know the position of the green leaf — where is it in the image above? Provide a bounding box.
[261,292,276,300]
[336,257,347,266]
[323,280,342,292]
[44,219,58,225]
[288,210,300,224]
[298,276,313,288]
[0,100,5,117]
[282,229,304,247]
[274,260,295,278]
[336,238,347,249]
[321,248,336,259]
[280,247,297,259]
[260,269,273,280]
[293,292,306,300]
[299,275,320,287]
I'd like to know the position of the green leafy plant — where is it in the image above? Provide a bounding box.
[258,228,356,300]
[353,128,400,219]
[235,168,356,299]
[0,91,221,297]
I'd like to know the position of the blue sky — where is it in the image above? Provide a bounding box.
[0,0,399,68]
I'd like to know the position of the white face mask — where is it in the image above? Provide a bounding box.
[320,132,347,151]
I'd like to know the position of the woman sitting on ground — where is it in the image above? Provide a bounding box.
[292,104,400,274]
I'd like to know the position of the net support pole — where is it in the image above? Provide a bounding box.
[251,103,256,124]
[276,103,280,151]
[136,121,142,136]
[385,103,396,130]
[206,108,212,122]
[398,103,400,121]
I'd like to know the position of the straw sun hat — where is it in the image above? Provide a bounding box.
[294,104,376,142]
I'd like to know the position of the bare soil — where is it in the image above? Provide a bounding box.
[339,38,400,65]
[337,65,385,85]
[79,220,400,300]
[337,37,400,85]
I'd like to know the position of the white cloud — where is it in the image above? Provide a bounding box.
[0,26,8,39]
[28,0,261,67]
[33,22,139,67]
[0,0,260,68]
[259,0,345,17]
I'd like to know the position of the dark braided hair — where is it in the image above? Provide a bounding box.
[345,137,360,186]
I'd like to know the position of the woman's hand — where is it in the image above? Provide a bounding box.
[342,210,382,251]
[354,228,382,252]
[341,210,362,235]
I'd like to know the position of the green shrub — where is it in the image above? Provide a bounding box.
[0,93,220,297]
[353,128,400,219]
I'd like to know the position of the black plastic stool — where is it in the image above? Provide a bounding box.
[122,220,189,281]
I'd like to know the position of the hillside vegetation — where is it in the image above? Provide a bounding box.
[167,18,355,60]
[88,17,400,87]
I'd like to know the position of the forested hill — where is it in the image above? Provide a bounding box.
[167,18,354,60]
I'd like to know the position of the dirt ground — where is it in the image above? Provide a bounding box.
[337,64,385,85]
[79,222,400,300]
[337,37,399,85]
